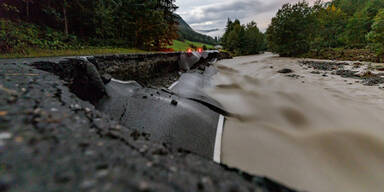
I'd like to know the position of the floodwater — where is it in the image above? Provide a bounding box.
[207,53,384,192]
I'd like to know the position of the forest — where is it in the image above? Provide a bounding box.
[0,0,179,54]
[2,0,383,61]
[266,0,384,61]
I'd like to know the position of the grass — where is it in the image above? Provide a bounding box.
[0,47,146,59]
[0,40,216,59]
[169,40,215,51]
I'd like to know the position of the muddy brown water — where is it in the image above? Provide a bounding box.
[206,53,384,192]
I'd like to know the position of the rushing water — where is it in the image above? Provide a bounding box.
[206,53,384,192]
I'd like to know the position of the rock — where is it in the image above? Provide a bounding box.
[376,66,384,71]
[286,74,301,79]
[311,71,321,74]
[301,61,345,71]
[362,77,384,86]
[101,74,112,84]
[277,68,294,74]
[171,100,178,106]
[336,70,358,78]
[356,71,375,78]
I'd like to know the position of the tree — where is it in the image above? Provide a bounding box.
[367,9,384,60]
[221,19,265,55]
[0,0,180,51]
[313,4,347,49]
[266,1,315,56]
[243,21,265,55]
[342,15,370,48]
[333,0,384,48]
[225,19,242,53]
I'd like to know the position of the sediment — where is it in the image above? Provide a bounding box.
[300,60,384,86]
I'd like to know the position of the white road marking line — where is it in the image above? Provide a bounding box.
[168,81,179,90]
[111,78,137,84]
[214,115,225,163]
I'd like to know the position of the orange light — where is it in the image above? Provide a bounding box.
[187,48,192,53]
[197,48,203,53]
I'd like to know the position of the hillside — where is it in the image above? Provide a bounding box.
[175,14,217,45]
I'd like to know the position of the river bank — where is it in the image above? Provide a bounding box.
[300,48,382,63]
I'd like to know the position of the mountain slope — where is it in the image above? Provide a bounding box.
[175,14,217,45]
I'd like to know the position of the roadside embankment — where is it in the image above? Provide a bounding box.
[301,48,382,63]
[8,51,231,104]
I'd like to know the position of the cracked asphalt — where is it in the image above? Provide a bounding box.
[0,60,297,192]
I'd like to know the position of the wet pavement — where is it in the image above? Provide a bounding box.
[0,55,297,192]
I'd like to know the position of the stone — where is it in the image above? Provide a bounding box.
[277,68,293,74]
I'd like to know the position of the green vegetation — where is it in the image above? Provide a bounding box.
[0,38,214,58]
[169,40,214,51]
[0,48,144,59]
[0,19,79,54]
[266,2,314,57]
[0,0,178,56]
[367,9,384,58]
[221,19,266,56]
[0,0,219,58]
[266,0,384,61]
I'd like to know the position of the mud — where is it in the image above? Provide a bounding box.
[207,53,384,192]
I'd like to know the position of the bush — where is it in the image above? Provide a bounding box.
[0,19,78,54]
[367,9,384,60]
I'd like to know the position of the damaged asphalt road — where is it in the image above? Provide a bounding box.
[0,57,298,192]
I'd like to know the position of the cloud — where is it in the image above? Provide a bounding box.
[176,0,328,37]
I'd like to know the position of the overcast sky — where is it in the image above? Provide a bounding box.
[175,0,329,37]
